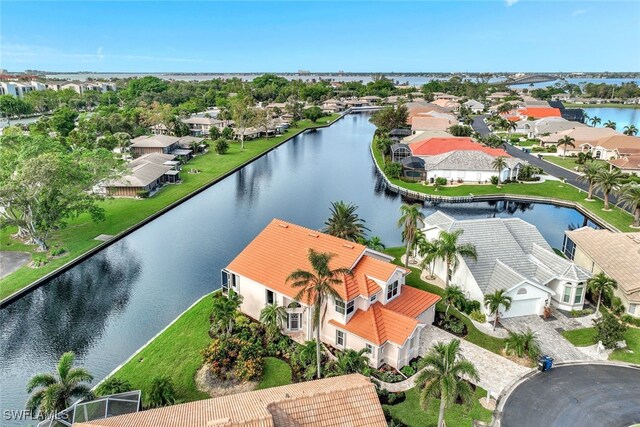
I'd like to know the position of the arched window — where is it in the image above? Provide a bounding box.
[517,288,528,295]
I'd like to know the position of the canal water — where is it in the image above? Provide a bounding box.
[0,113,597,423]
[580,106,640,130]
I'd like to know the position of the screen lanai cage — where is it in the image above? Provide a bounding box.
[37,390,141,427]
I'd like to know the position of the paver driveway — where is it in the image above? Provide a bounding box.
[500,315,595,362]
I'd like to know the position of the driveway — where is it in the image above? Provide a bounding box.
[500,315,594,362]
[419,325,530,396]
[499,364,640,427]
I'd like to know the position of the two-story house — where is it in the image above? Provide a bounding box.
[422,212,591,318]
[222,219,440,369]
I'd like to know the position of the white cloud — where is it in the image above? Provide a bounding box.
[505,0,520,6]
[97,46,104,60]
[572,9,588,16]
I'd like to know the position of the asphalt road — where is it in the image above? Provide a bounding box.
[471,115,621,207]
[500,364,640,427]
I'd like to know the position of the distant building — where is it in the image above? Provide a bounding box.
[181,116,225,137]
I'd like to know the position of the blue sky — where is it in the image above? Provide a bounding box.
[1,1,639,72]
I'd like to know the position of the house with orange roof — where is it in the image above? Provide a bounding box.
[539,126,619,155]
[608,153,640,176]
[222,219,440,369]
[580,134,640,160]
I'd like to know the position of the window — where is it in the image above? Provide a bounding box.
[336,330,345,347]
[517,288,528,295]
[628,304,637,315]
[335,299,345,314]
[265,290,275,305]
[563,286,572,304]
[574,287,584,305]
[346,300,355,315]
[370,294,377,303]
[287,313,301,331]
[365,343,373,354]
[221,270,237,293]
[387,281,399,300]
[562,236,576,260]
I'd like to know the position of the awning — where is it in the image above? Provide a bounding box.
[171,149,192,156]
[164,170,180,176]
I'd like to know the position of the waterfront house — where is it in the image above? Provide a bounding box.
[102,153,180,197]
[540,127,618,155]
[75,374,387,427]
[526,117,587,139]
[580,134,640,160]
[422,212,591,318]
[321,99,344,113]
[410,116,456,133]
[181,116,224,137]
[130,135,181,157]
[608,153,640,176]
[564,228,640,318]
[222,219,440,369]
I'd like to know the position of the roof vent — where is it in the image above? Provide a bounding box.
[342,243,354,249]
[308,232,319,238]
[277,223,289,228]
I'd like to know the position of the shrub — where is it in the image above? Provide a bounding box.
[490,175,499,185]
[570,308,594,317]
[95,377,132,396]
[531,146,546,152]
[373,370,404,383]
[504,330,540,359]
[510,137,520,143]
[146,376,176,408]
[137,189,150,198]
[215,138,229,154]
[547,145,557,153]
[400,365,415,377]
[31,255,49,267]
[435,177,447,186]
[621,315,640,327]
[444,317,465,335]
[387,391,406,405]
[49,245,67,257]
[463,299,481,315]
[202,335,264,381]
[469,309,486,323]
[593,312,627,349]
[610,297,625,316]
[384,162,402,179]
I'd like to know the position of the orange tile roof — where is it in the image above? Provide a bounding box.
[76,374,386,427]
[594,134,640,151]
[226,220,402,302]
[506,116,520,122]
[520,107,562,118]
[410,137,510,158]
[609,154,640,171]
[329,287,439,346]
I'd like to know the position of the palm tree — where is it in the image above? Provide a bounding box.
[504,329,541,359]
[398,204,425,268]
[484,289,513,330]
[603,120,617,130]
[557,135,575,159]
[147,375,176,408]
[260,303,287,340]
[327,349,370,376]
[506,120,517,134]
[323,201,370,242]
[365,236,386,251]
[432,229,478,288]
[623,124,638,136]
[593,168,622,210]
[590,116,601,127]
[587,272,618,316]
[418,239,439,279]
[26,352,93,417]
[492,156,508,186]
[618,183,640,227]
[210,290,243,336]
[442,286,466,320]
[577,162,604,200]
[415,339,479,427]
[287,249,352,379]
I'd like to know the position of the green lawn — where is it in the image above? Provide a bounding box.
[385,247,506,356]
[256,357,293,390]
[0,115,339,301]
[543,156,607,171]
[384,386,493,427]
[515,139,539,147]
[373,142,635,232]
[105,294,214,403]
[562,326,640,364]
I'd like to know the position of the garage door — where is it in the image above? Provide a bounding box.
[502,298,540,318]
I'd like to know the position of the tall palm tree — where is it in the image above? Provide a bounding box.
[398,204,425,268]
[323,201,370,242]
[603,120,617,130]
[557,135,575,159]
[506,120,517,134]
[327,348,370,376]
[442,286,466,320]
[484,289,513,330]
[492,156,508,186]
[432,229,478,288]
[27,352,93,417]
[593,168,622,210]
[587,272,618,316]
[618,183,640,227]
[260,303,287,340]
[418,239,439,279]
[590,116,601,127]
[623,124,638,136]
[577,162,604,200]
[415,339,479,427]
[287,249,352,379]
[210,290,243,336]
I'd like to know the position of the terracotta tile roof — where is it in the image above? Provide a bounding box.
[608,154,640,171]
[593,134,640,151]
[411,116,454,132]
[565,228,640,299]
[384,285,441,318]
[226,220,402,302]
[506,116,520,122]
[330,287,439,345]
[76,374,386,427]
[519,107,562,118]
[409,137,510,158]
